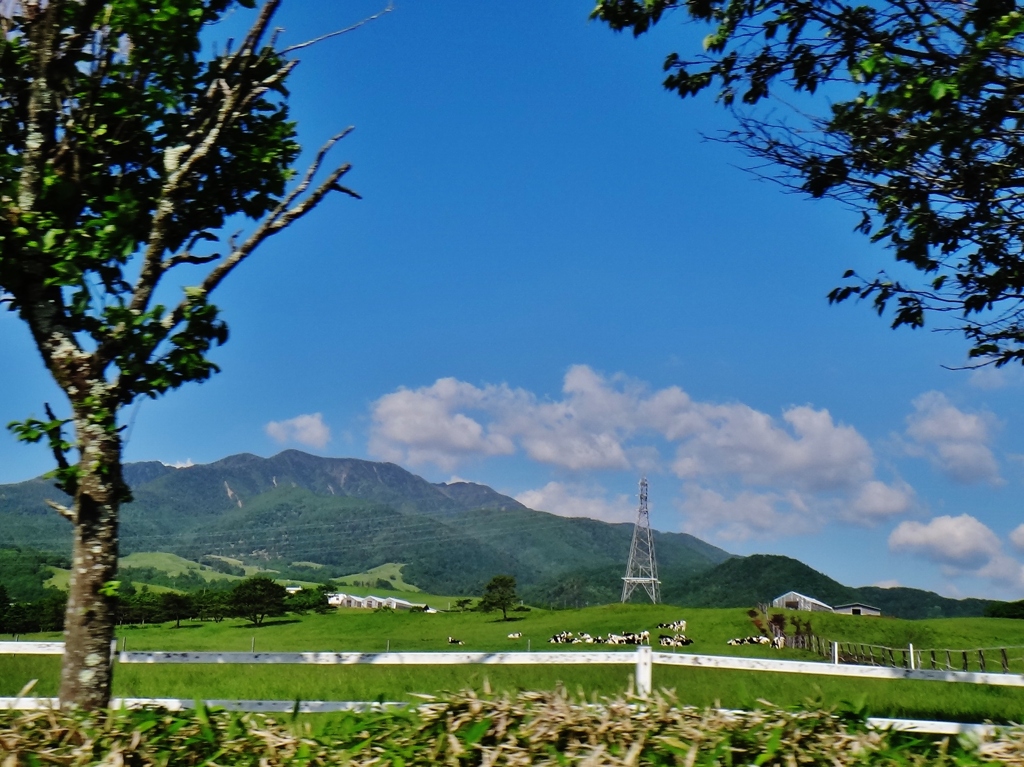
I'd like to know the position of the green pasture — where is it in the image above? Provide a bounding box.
[3,605,1023,722]
[331,562,421,593]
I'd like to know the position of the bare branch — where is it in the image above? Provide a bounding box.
[144,129,357,362]
[45,499,76,523]
[162,252,221,270]
[281,2,394,54]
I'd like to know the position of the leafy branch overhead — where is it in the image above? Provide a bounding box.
[0,0,382,708]
[593,0,1024,367]
[1,0,362,480]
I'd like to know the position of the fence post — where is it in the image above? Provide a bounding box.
[635,646,652,698]
[832,641,839,665]
[979,649,986,672]
[1002,648,1009,674]
[909,644,915,670]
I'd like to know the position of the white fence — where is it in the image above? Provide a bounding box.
[4,641,1024,734]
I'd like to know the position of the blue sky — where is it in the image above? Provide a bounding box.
[2,0,1023,600]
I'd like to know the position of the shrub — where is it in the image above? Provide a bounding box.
[1,690,1023,765]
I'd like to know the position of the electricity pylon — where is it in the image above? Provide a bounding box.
[621,476,660,603]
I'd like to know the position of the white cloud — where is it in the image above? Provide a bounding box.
[677,485,816,542]
[369,365,916,540]
[162,459,194,469]
[265,413,331,449]
[905,392,1001,485]
[889,514,1001,569]
[1010,524,1024,553]
[872,579,901,589]
[368,378,515,471]
[515,481,635,524]
[671,404,874,492]
[969,365,1024,390]
[889,514,1024,590]
[848,480,916,522]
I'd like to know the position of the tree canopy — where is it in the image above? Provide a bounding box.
[0,0,364,708]
[479,574,519,621]
[593,0,1024,367]
[229,575,287,626]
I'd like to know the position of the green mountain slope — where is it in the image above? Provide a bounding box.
[0,451,730,596]
[673,554,995,619]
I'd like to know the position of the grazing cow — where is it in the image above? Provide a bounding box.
[507,632,523,639]
[726,636,771,646]
[448,636,464,645]
[659,634,693,647]
[548,631,574,644]
[657,620,687,632]
[771,635,786,649]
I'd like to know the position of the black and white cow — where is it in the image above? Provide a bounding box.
[726,636,771,646]
[657,620,687,632]
[659,634,693,647]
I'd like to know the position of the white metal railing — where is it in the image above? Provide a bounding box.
[4,641,1024,734]
[6,641,1024,694]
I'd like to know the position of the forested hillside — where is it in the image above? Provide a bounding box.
[672,555,994,619]
[0,451,729,596]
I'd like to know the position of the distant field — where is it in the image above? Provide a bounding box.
[332,562,421,593]
[205,555,290,579]
[45,553,326,592]
[3,605,1023,722]
[46,566,176,594]
[120,552,238,582]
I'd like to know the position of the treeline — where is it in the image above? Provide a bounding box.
[0,576,335,635]
[0,584,67,634]
[0,547,69,602]
[114,576,333,628]
[117,566,235,593]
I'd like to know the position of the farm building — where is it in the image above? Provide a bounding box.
[834,602,881,616]
[327,592,425,610]
[771,591,834,612]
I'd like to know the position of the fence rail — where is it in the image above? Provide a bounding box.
[7,641,1024,692]
[5,642,1024,735]
[788,634,1024,674]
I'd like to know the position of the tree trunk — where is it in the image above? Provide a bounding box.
[59,423,123,709]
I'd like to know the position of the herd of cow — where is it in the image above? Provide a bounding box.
[446,618,786,650]
[727,635,786,649]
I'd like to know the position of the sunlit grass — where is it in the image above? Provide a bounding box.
[3,605,1023,722]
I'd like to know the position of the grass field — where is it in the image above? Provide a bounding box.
[331,562,421,593]
[3,604,1024,722]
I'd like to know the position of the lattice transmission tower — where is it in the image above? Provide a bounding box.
[621,476,660,603]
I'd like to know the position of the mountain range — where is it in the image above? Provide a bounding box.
[0,450,728,596]
[0,450,998,617]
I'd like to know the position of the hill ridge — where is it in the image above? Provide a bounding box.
[0,451,730,596]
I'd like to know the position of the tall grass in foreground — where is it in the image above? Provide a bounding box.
[3,689,1024,766]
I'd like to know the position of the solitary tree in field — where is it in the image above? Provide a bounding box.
[479,575,519,621]
[0,0,374,708]
[593,0,1024,367]
[230,575,287,626]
